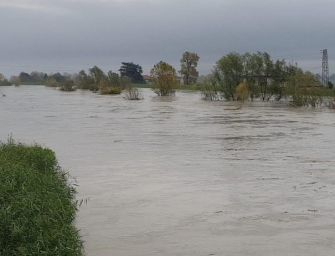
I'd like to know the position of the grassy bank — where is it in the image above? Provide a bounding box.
[0,140,83,256]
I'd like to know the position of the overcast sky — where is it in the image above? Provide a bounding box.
[0,0,334,76]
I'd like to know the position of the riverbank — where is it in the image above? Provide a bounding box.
[0,139,83,255]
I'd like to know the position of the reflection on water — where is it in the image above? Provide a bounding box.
[1,86,335,256]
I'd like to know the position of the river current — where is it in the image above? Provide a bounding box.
[1,86,334,256]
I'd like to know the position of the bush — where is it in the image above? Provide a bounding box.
[99,80,122,95]
[235,82,250,102]
[124,85,142,100]
[287,72,326,108]
[60,80,77,92]
[200,75,223,101]
[45,77,60,88]
[150,61,178,96]
[0,140,83,256]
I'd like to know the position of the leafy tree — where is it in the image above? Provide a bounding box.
[45,77,59,87]
[49,73,67,83]
[243,52,274,101]
[180,51,200,85]
[150,61,178,96]
[200,75,222,101]
[107,71,121,87]
[18,72,32,83]
[60,80,76,92]
[16,72,48,85]
[287,71,323,107]
[243,53,261,100]
[99,70,130,95]
[257,52,274,101]
[89,66,106,85]
[270,59,292,100]
[76,70,94,90]
[30,71,48,83]
[214,52,244,100]
[119,62,144,83]
[204,51,305,102]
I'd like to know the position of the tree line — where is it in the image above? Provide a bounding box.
[201,52,334,107]
[0,52,201,97]
[1,51,334,106]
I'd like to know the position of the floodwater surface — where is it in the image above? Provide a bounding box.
[1,86,335,256]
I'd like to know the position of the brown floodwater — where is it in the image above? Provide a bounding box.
[1,86,335,256]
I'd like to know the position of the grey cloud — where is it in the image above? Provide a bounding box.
[0,0,334,76]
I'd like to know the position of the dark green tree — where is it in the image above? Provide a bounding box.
[119,62,144,83]
[328,81,334,89]
[214,52,244,100]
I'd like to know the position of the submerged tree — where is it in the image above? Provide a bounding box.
[180,51,200,85]
[119,62,144,84]
[59,80,76,92]
[200,75,222,101]
[99,71,125,95]
[286,71,324,107]
[89,66,106,85]
[203,51,305,102]
[214,52,244,100]
[235,82,250,102]
[76,70,95,90]
[150,61,178,96]
[74,66,124,94]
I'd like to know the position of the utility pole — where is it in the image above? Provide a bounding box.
[321,49,329,87]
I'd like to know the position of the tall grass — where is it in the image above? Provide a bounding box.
[0,140,83,256]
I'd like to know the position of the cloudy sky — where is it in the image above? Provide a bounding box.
[0,0,334,76]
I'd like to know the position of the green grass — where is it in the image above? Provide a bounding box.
[0,139,83,256]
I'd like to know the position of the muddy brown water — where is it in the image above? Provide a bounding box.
[1,86,335,256]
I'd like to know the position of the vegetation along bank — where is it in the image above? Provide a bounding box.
[1,51,334,107]
[0,139,83,256]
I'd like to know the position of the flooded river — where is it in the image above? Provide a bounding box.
[1,86,335,256]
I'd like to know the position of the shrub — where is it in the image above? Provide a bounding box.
[235,82,250,102]
[99,80,122,95]
[150,61,178,96]
[287,71,325,108]
[201,79,220,101]
[124,85,142,100]
[60,80,77,92]
[45,77,60,87]
[75,70,96,91]
[0,140,83,256]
